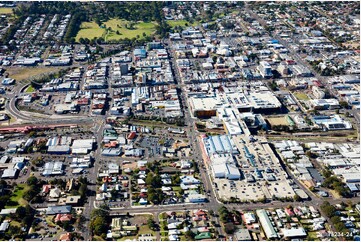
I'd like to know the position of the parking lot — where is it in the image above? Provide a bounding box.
[138,135,175,158]
[215,179,267,201]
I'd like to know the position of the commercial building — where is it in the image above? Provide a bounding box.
[189,88,282,117]
[186,193,207,203]
[203,135,238,156]
[312,115,352,130]
[210,154,241,180]
[46,205,72,215]
[189,96,220,118]
[282,228,307,239]
[42,162,64,176]
[72,139,95,154]
[216,108,243,135]
[256,209,278,239]
[258,61,273,78]
[309,99,340,110]
[1,168,18,179]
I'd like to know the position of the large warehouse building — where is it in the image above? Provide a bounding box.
[210,154,241,180]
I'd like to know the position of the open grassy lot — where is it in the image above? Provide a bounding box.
[5,184,29,208]
[294,92,310,101]
[104,19,157,41]
[166,20,198,28]
[75,21,106,41]
[0,8,13,14]
[7,66,64,82]
[25,85,35,93]
[138,225,154,236]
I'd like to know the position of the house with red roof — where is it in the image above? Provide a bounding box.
[59,232,72,241]
[54,214,72,223]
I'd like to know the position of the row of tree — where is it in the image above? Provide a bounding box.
[320,201,352,239]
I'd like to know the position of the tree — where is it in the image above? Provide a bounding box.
[339,101,349,109]
[7,225,21,237]
[322,169,332,178]
[28,131,36,137]
[78,183,87,200]
[90,205,110,237]
[147,218,157,230]
[145,173,154,186]
[62,221,72,231]
[224,222,235,234]
[91,216,108,236]
[185,230,195,240]
[15,206,27,218]
[23,187,39,201]
[147,187,164,204]
[293,194,302,202]
[26,176,38,186]
[171,175,181,185]
[305,150,318,159]
[320,201,336,217]
[0,195,10,210]
[331,216,341,224]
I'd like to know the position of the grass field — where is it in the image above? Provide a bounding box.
[0,8,13,14]
[104,19,156,41]
[76,19,157,42]
[294,92,310,101]
[5,184,29,208]
[75,21,106,41]
[166,20,198,28]
[7,67,64,82]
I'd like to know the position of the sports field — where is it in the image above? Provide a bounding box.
[294,92,310,101]
[267,117,289,126]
